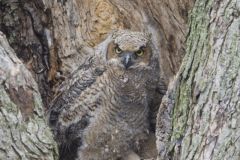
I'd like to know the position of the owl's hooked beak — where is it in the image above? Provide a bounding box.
[121,53,134,69]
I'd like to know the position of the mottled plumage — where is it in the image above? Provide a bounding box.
[47,30,165,160]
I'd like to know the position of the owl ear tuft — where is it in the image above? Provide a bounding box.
[144,32,152,41]
[111,29,124,40]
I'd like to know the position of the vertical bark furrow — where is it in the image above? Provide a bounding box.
[0,0,55,106]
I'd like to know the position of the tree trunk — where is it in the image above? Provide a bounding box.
[156,0,240,160]
[0,32,58,159]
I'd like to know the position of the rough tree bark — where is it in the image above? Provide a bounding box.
[0,0,193,159]
[157,0,240,160]
[0,32,58,159]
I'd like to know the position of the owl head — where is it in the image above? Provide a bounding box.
[106,30,152,70]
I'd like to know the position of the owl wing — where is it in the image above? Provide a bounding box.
[47,53,106,160]
[146,56,167,132]
[47,54,105,127]
[47,34,113,160]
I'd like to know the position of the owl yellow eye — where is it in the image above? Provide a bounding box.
[135,49,144,56]
[115,46,122,54]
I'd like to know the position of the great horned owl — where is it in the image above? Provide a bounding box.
[48,30,165,160]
